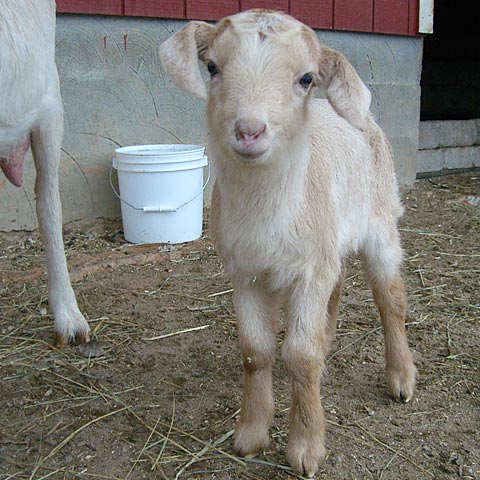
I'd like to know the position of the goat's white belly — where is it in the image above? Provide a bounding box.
[336,206,371,256]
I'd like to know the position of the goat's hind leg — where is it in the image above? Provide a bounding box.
[362,223,416,402]
[31,93,90,346]
[232,276,279,457]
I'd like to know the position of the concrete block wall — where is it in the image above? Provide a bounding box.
[417,120,480,175]
[0,15,423,231]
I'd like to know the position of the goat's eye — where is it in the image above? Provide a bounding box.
[207,61,219,76]
[299,73,313,88]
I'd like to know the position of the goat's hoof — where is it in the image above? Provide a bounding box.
[286,439,325,478]
[76,338,105,358]
[75,330,91,345]
[233,423,270,458]
[54,332,68,348]
[387,363,417,403]
[54,329,91,348]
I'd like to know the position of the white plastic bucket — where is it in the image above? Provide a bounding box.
[112,144,209,244]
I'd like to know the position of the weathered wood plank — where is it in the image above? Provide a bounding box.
[124,0,185,19]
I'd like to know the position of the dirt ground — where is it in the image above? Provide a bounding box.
[0,173,478,480]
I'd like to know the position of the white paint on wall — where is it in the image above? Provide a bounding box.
[419,0,434,34]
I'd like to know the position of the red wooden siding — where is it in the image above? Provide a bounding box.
[56,0,421,36]
[56,0,123,15]
[124,0,184,19]
[334,0,373,32]
[374,0,409,35]
[290,0,334,30]
[408,0,420,35]
[242,0,289,13]
[186,0,239,21]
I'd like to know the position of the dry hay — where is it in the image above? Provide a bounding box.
[0,173,478,479]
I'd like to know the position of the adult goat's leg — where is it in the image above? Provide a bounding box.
[31,89,90,346]
[232,276,279,457]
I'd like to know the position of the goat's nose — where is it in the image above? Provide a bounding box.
[235,118,267,142]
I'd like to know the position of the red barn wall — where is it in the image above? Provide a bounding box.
[56,0,421,36]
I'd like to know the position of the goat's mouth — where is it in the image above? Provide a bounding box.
[231,145,269,163]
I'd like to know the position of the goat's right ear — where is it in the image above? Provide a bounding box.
[317,46,371,131]
[159,21,215,100]
[302,27,371,130]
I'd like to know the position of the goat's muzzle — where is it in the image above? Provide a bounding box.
[232,118,269,162]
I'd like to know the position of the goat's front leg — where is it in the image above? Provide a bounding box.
[232,276,279,457]
[31,93,90,346]
[282,274,336,478]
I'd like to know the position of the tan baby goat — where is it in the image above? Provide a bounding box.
[160,9,416,477]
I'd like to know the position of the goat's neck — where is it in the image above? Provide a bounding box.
[215,133,310,215]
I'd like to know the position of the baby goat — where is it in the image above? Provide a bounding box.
[0,0,90,345]
[160,10,416,477]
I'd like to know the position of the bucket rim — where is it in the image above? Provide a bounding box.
[115,144,205,158]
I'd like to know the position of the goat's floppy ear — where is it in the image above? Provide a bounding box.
[316,45,371,131]
[302,28,370,129]
[159,21,215,100]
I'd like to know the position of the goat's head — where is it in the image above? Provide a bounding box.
[160,10,371,165]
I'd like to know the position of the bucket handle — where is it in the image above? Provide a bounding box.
[110,155,210,213]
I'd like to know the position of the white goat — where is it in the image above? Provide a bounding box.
[0,0,90,346]
[160,10,416,477]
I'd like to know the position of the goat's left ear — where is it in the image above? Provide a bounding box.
[317,45,371,130]
[159,21,215,100]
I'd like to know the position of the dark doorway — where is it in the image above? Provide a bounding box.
[421,0,480,120]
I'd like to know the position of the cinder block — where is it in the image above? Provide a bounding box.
[417,146,480,173]
[419,120,478,150]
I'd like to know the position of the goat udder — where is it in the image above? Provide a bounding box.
[1,139,30,187]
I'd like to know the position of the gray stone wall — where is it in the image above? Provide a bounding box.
[417,120,480,175]
[0,15,423,231]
